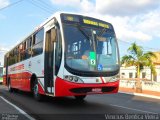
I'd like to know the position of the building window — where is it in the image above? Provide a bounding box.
[135,72,137,78]
[121,73,125,78]
[142,72,146,78]
[129,73,133,78]
[154,75,157,81]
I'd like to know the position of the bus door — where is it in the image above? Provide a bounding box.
[44,28,57,94]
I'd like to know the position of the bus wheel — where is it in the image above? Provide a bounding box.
[33,79,42,101]
[75,95,86,101]
[8,78,13,92]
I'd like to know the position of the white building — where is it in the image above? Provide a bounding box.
[120,52,160,82]
[120,66,160,82]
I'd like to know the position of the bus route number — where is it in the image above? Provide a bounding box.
[90,59,96,66]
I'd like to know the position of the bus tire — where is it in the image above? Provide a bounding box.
[75,95,86,101]
[8,78,13,92]
[33,78,43,101]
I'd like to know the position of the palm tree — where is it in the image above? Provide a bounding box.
[121,42,157,92]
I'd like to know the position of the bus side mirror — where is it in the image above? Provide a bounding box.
[51,29,57,42]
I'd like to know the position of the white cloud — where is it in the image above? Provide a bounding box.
[0,46,8,52]
[0,0,9,9]
[118,29,152,41]
[95,0,160,16]
[110,8,160,41]
[50,0,160,43]
[90,15,152,42]
[0,53,4,65]
[79,0,159,42]
[80,0,95,13]
[134,10,160,38]
[50,0,80,7]
[50,0,95,12]
[0,46,9,65]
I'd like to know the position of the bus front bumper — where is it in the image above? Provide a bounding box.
[55,77,119,97]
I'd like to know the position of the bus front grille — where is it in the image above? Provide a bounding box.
[70,87,117,94]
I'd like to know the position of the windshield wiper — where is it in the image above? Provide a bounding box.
[77,25,90,40]
[98,28,106,37]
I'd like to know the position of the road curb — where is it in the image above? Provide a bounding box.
[119,91,160,100]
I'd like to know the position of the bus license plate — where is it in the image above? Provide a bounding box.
[92,88,102,92]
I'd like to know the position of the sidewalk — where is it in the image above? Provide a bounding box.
[119,87,160,99]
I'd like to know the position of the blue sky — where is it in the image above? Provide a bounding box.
[0,0,160,65]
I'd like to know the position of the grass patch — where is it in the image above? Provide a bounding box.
[0,77,3,82]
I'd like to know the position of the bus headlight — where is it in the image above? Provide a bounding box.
[109,76,119,82]
[64,75,84,83]
[109,77,117,82]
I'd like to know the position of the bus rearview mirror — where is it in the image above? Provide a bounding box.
[51,29,57,42]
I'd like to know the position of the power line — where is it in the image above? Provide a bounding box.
[0,0,53,14]
[27,0,53,14]
[118,39,160,51]
[35,0,54,12]
[0,0,24,11]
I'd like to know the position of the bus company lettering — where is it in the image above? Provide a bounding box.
[10,64,24,71]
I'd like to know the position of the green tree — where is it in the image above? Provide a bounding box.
[121,42,157,92]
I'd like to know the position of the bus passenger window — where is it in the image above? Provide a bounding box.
[32,28,44,57]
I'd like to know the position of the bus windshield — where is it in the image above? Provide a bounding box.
[63,25,119,72]
[61,14,119,76]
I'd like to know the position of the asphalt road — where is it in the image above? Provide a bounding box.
[0,85,160,120]
[0,96,30,120]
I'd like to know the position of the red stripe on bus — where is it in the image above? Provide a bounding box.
[3,72,45,95]
[10,64,24,72]
[38,82,45,95]
[100,77,105,83]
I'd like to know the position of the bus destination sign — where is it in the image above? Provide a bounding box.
[83,19,110,28]
[61,14,112,29]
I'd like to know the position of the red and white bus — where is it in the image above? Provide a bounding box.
[3,12,120,101]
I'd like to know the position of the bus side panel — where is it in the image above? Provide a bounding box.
[5,71,45,94]
[7,72,31,91]
[55,77,119,97]
[3,75,7,85]
[9,74,18,89]
[20,72,32,91]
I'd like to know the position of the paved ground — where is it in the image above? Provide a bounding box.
[0,85,160,120]
[0,95,32,120]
